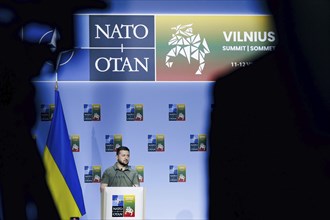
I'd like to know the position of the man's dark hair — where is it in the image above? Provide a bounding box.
[116,146,130,155]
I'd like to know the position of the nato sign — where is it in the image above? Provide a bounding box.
[89,15,155,81]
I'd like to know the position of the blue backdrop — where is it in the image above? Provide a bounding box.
[32,1,271,219]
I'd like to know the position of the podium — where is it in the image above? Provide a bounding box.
[101,187,145,220]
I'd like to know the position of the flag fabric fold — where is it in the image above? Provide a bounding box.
[44,89,86,219]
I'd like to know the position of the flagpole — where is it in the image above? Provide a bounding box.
[55,71,58,91]
[45,67,86,219]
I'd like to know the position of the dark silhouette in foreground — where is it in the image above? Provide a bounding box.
[209,0,330,219]
[0,0,107,219]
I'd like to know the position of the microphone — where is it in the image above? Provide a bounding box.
[121,167,137,187]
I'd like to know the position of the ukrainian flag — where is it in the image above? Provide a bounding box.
[44,89,86,219]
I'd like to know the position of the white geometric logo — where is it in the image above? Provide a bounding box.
[165,24,210,75]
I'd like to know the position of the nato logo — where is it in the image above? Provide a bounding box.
[112,195,124,207]
[169,104,185,121]
[126,104,143,121]
[190,134,207,151]
[190,134,199,151]
[169,165,178,175]
[40,104,51,121]
[148,134,157,152]
[112,195,124,217]
[105,135,114,152]
[22,25,75,78]
[105,134,122,152]
[84,104,93,121]
[106,135,114,144]
[89,15,155,81]
[169,104,178,121]
[148,134,165,152]
[169,165,178,182]
[84,104,101,121]
[169,165,186,182]
[40,104,54,121]
[84,166,93,183]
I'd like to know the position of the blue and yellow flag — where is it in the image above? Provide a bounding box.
[44,89,86,219]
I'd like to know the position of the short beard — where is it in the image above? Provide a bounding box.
[118,160,128,167]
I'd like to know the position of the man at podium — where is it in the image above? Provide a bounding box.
[100,146,140,192]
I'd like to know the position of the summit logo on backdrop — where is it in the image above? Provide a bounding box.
[169,165,186,183]
[112,195,136,217]
[89,15,155,81]
[165,24,210,75]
